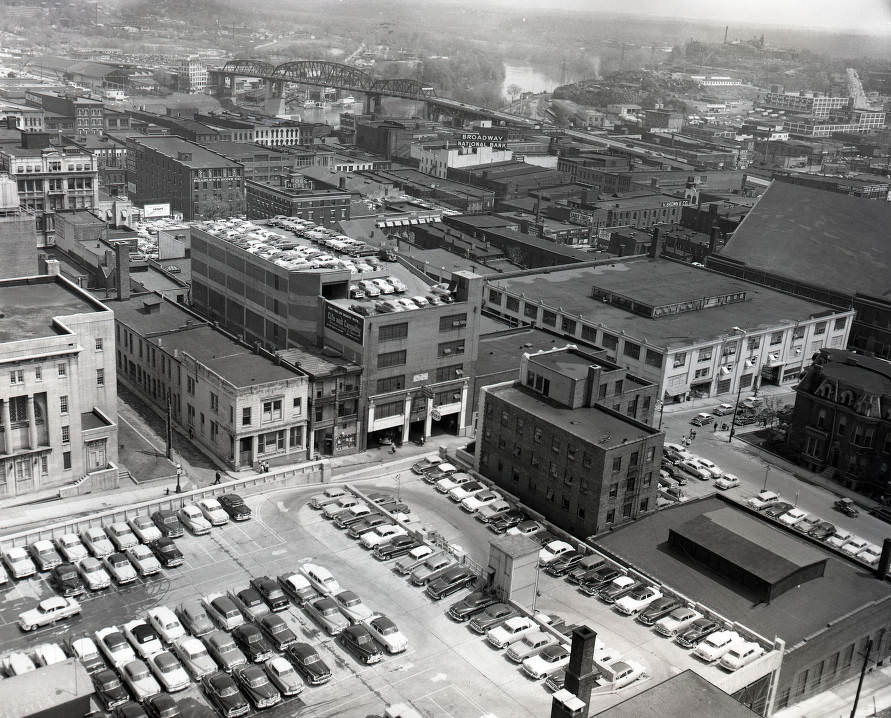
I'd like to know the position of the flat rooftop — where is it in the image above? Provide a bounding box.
[0,277,105,342]
[276,345,361,378]
[488,257,836,350]
[489,383,656,450]
[129,136,241,169]
[595,496,891,647]
[529,348,598,381]
[476,328,573,379]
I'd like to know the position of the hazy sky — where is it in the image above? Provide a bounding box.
[490,0,891,35]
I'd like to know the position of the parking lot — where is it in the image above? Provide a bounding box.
[0,482,552,718]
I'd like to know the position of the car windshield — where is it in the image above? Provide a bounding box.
[157,656,176,671]
[341,595,360,607]
[303,654,319,664]
[158,544,175,554]
[218,684,238,697]
[248,674,266,687]
[59,567,77,579]
[375,621,396,635]
[131,667,149,680]
[355,633,372,645]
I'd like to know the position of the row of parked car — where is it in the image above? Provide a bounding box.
[746,491,884,568]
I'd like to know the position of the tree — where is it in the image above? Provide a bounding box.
[507,84,522,101]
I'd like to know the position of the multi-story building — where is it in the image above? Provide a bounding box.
[66,134,128,196]
[0,132,99,243]
[783,110,886,138]
[411,141,512,179]
[127,136,244,220]
[0,101,44,132]
[786,348,891,496]
[484,253,855,401]
[177,55,208,94]
[24,91,105,136]
[245,177,350,227]
[213,142,293,185]
[110,290,309,470]
[188,220,483,448]
[0,175,38,278]
[759,87,852,118]
[0,272,118,497]
[477,346,663,538]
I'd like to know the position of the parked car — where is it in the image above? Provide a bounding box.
[247,576,288,613]
[654,607,702,637]
[826,528,854,549]
[104,552,137,585]
[286,643,332,685]
[173,636,216,680]
[635,596,683,626]
[411,454,441,474]
[676,460,712,482]
[147,606,186,645]
[840,536,869,557]
[360,524,407,550]
[522,643,571,680]
[409,552,454,586]
[477,500,513,524]
[218,493,252,521]
[74,556,110,591]
[447,591,499,622]
[93,668,130,710]
[506,631,557,662]
[30,540,63,571]
[714,474,740,490]
[578,565,623,596]
[123,619,164,659]
[614,585,662,615]
[1,652,35,676]
[468,603,517,633]
[55,533,88,563]
[747,491,781,510]
[232,624,274,663]
[69,635,105,673]
[126,545,162,577]
[778,507,808,526]
[339,624,384,665]
[833,498,860,517]
[362,614,407,654]
[203,593,245,631]
[597,659,644,689]
[128,516,162,544]
[539,540,574,566]
[764,502,795,519]
[177,505,212,535]
[150,510,183,538]
[147,538,183,569]
[334,504,374,528]
[299,563,342,596]
[447,480,486,503]
[545,552,584,577]
[425,566,476,600]
[229,588,270,621]
[808,521,837,541]
[197,498,229,526]
[598,576,640,604]
[5,546,38,578]
[147,651,190,693]
[857,544,882,567]
[712,403,734,416]
[545,669,567,692]
[461,490,502,514]
[277,572,317,606]
[674,617,721,649]
[106,524,139,552]
[49,562,85,597]
[692,630,743,662]
[394,545,436,575]
[201,671,250,718]
[112,701,150,718]
[793,515,822,534]
[347,514,389,539]
[18,595,81,631]
[565,556,605,585]
[308,487,349,509]
[506,519,544,537]
[690,412,713,426]
[96,626,137,669]
[257,614,298,652]
[374,535,423,560]
[264,656,302,697]
[719,641,764,671]
[305,597,349,636]
[487,616,537,649]
[203,630,248,673]
[176,600,214,637]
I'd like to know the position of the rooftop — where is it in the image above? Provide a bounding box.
[529,347,599,381]
[476,327,574,379]
[0,276,107,342]
[488,257,837,350]
[718,181,891,299]
[129,136,241,169]
[490,533,539,559]
[488,383,657,450]
[804,348,891,396]
[276,345,361,378]
[0,659,92,718]
[595,496,891,647]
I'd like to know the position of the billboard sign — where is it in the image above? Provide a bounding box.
[457,128,508,150]
[324,304,364,345]
[143,203,170,218]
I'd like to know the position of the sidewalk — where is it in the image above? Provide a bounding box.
[773,665,891,718]
[660,384,795,415]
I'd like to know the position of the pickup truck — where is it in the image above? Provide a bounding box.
[19,596,82,631]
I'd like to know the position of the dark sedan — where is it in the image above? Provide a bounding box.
[565,558,605,585]
[201,671,250,718]
[635,596,683,626]
[286,643,332,685]
[447,591,499,621]
[468,603,517,633]
[425,566,475,600]
[763,501,795,518]
[487,511,526,534]
[233,664,281,710]
[50,562,85,597]
[150,510,183,538]
[339,624,383,665]
[808,521,837,541]
[92,668,130,711]
[147,538,183,569]
[544,552,584,577]
[218,494,252,521]
[257,614,298,651]
[674,617,721,649]
[113,703,150,718]
[578,566,622,596]
[346,515,388,539]
[373,535,422,560]
[232,624,274,663]
[144,694,181,718]
[249,576,289,612]
[598,579,641,604]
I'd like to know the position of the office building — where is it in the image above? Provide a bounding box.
[0,273,118,497]
[0,174,38,279]
[178,55,208,94]
[0,100,44,132]
[212,142,293,185]
[128,136,244,220]
[245,176,351,227]
[411,141,513,179]
[759,88,852,118]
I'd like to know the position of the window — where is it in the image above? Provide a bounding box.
[378,350,407,369]
[95,337,103,351]
[622,501,633,518]
[289,426,304,449]
[770,332,783,346]
[258,430,285,454]
[96,369,104,386]
[58,363,66,377]
[606,509,615,524]
[541,310,556,326]
[598,384,607,399]
[187,376,195,394]
[615,380,623,394]
[376,375,405,393]
[639,498,649,512]
[379,323,408,341]
[505,296,520,312]
[533,428,543,443]
[834,317,847,331]
[40,455,48,475]
[612,456,622,472]
[602,333,618,351]
[375,399,403,419]
[438,340,465,357]
[242,407,252,426]
[623,341,640,360]
[645,349,663,368]
[61,425,70,444]
[60,395,68,413]
[292,397,302,413]
[63,451,71,470]
[9,370,23,385]
[34,366,41,381]
[793,326,805,340]
[262,399,282,422]
[435,364,463,382]
[646,446,655,462]
[814,321,826,336]
[642,471,652,488]
[488,289,502,304]
[439,314,467,330]
[748,336,761,350]
[582,452,592,468]
[629,451,639,466]
[561,317,577,334]
[524,303,538,319]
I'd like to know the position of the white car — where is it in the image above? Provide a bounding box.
[747,490,781,510]
[121,659,162,701]
[4,546,37,579]
[172,636,216,680]
[505,630,558,662]
[360,524,406,549]
[372,278,395,294]
[323,495,362,518]
[128,515,162,543]
[2,652,35,676]
[857,544,882,567]
[148,606,187,644]
[362,614,407,654]
[461,490,501,513]
[719,641,764,671]
[77,556,111,590]
[714,474,740,490]
[178,504,212,535]
[96,626,137,668]
[32,642,67,666]
[308,486,348,509]
[778,508,807,526]
[394,545,436,575]
[693,458,722,478]
[539,540,574,566]
[202,593,245,631]
[148,650,190,692]
[277,572,317,605]
[81,527,115,558]
[654,607,702,637]
[69,636,104,673]
[713,403,734,416]
[448,481,486,503]
[30,539,62,571]
[103,552,137,585]
[126,544,162,577]
[841,536,869,556]
[124,619,164,659]
[434,472,470,494]
[597,659,644,688]
[55,534,88,562]
[300,563,342,596]
[614,585,663,615]
[664,442,693,459]
[197,498,229,526]
[693,630,743,663]
[18,596,82,631]
[334,590,374,623]
[826,529,853,549]
[106,523,139,551]
[357,280,381,298]
[476,499,512,522]
[522,643,570,679]
[487,616,537,649]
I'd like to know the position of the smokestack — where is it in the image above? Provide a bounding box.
[559,626,598,716]
[709,226,719,254]
[877,539,891,579]
[649,226,662,258]
[114,243,131,300]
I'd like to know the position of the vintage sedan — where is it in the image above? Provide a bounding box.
[674,617,721,649]
[69,635,105,673]
[96,627,137,669]
[103,553,137,585]
[363,614,408,654]
[147,650,190,692]
[126,545,162,577]
[425,565,475,600]
[308,486,348,509]
[106,523,139,552]
[203,630,247,673]
[334,590,374,623]
[809,521,838,541]
[304,597,349,636]
[123,619,164,659]
[232,624,274,663]
[176,599,214,637]
[128,516,162,544]
[147,606,186,644]
[409,553,454,586]
[77,556,112,591]
[81,527,115,559]
[654,607,703,638]
[447,591,499,622]
[201,671,250,717]
[339,624,383,665]
[487,616,537,649]
[92,668,130,710]
[614,585,662,616]
[147,538,183,569]
[18,596,81,631]
[257,614,298,651]
[49,563,85,597]
[277,572,317,606]
[523,643,571,680]
[177,505,212,535]
[286,643,332,685]
[197,498,230,526]
[264,656,303,697]
[29,540,63,572]
[203,593,245,631]
[150,510,183,538]
[55,533,88,562]
[4,546,37,579]
[693,630,743,663]
[121,659,162,701]
[218,493,252,521]
[172,636,216,680]
[469,603,517,634]
[233,664,281,710]
[506,631,557,662]
[249,576,288,612]
[229,587,270,621]
[373,535,423,561]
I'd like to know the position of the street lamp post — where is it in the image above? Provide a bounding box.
[762,465,771,492]
[174,464,183,494]
[395,473,401,502]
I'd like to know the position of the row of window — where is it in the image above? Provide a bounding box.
[377,315,469,344]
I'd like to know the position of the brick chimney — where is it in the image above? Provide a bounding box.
[877,538,891,579]
[709,225,719,254]
[550,625,599,717]
[114,243,130,300]
[648,226,663,258]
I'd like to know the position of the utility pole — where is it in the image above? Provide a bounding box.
[727,379,744,442]
[165,393,173,460]
[849,637,873,718]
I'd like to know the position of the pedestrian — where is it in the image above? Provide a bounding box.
[263,460,270,473]
[213,471,222,485]
[712,421,717,432]
[188,427,193,440]
[691,430,697,439]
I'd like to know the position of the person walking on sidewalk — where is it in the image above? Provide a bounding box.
[213,471,222,485]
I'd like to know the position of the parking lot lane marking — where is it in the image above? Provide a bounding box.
[430,672,447,682]
[276,500,289,513]
[416,695,456,718]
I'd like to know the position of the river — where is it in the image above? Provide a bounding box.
[501,63,562,99]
